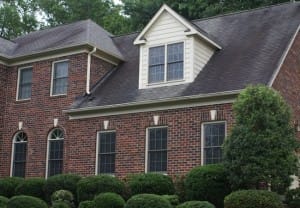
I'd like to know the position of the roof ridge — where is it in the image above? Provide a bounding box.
[112,31,140,38]
[13,19,90,41]
[191,1,298,23]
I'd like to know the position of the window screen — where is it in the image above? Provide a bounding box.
[167,42,184,81]
[52,61,68,95]
[18,67,32,100]
[12,132,28,177]
[48,128,64,176]
[148,46,165,83]
[98,131,116,174]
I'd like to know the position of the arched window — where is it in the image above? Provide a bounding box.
[47,128,64,177]
[11,131,28,177]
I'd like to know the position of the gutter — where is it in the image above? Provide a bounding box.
[64,89,241,116]
[86,47,97,94]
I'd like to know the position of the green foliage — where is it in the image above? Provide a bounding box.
[285,188,300,208]
[224,190,283,208]
[44,174,81,203]
[7,195,48,208]
[185,164,230,208]
[127,173,175,196]
[15,178,46,199]
[0,196,9,208]
[51,190,74,208]
[76,175,124,202]
[223,85,298,192]
[162,195,180,207]
[0,177,24,198]
[78,200,95,208]
[176,201,215,208]
[125,194,172,208]
[94,192,125,208]
[0,0,39,39]
[52,201,71,208]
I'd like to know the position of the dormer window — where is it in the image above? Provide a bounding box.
[148,42,184,84]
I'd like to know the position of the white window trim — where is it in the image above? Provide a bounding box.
[10,131,28,177]
[201,121,227,166]
[145,126,168,174]
[16,66,33,101]
[147,41,185,85]
[95,130,116,176]
[45,128,64,178]
[50,59,69,97]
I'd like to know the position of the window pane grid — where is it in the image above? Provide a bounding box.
[203,123,225,165]
[167,43,183,81]
[48,129,64,177]
[52,61,68,95]
[12,132,28,177]
[98,132,116,174]
[148,128,167,172]
[18,68,32,100]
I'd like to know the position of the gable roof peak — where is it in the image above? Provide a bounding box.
[133,3,221,49]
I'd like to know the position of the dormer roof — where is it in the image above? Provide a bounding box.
[133,4,222,49]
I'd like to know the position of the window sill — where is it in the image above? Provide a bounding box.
[147,79,185,87]
[50,94,67,98]
[15,98,31,103]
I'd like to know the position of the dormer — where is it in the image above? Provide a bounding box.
[134,4,221,89]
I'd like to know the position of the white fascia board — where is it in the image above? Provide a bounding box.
[133,4,221,49]
[64,90,240,119]
[268,24,300,87]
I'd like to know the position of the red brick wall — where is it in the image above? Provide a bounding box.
[90,56,115,89]
[66,104,234,178]
[0,53,113,177]
[272,32,300,139]
[0,64,7,175]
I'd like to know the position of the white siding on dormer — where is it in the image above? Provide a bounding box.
[193,37,215,80]
[139,11,194,89]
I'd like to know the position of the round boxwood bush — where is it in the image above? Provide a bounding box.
[285,187,300,208]
[44,174,81,203]
[125,194,172,208]
[78,200,95,208]
[162,195,180,207]
[224,190,283,208]
[15,178,46,199]
[176,201,215,208]
[77,175,124,202]
[128,173,175,196]
[7,195,48,208]
[94,192,125,208]
[0,177,24,198]
[52,201,71,208]
[185,164,230,208]
[0,196,9,208]
[51,190,74,208]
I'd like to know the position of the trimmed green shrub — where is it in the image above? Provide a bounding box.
[224,190,283,208]
[94,192,125,208]
[44,174,81,203]
[0,177,24,198]
[52,201,71,208]
[77,175,124,202]
[285,188,300,208]
[185,164,230,208]
[162,195,180,207]
[127,173,175,196]
[125,194,172,208]
[15,178,46,199]
[7,195,48,208]
[176,201,215,208]
[51,190,74,208]
[0,196,9,208]
[78,200,95,208]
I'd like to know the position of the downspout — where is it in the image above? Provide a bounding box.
[86,47,97,94]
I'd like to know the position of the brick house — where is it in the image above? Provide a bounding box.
[0,2,299,179]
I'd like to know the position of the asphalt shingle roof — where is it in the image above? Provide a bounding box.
[70,2,300,109]
[1,20,124,59]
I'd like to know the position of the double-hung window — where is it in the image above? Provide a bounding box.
[17,67,32,100]
[147,127,167,172]
[202,122,226,165]
[52,61,68,95]
[47,128,64,177]
[97,131,116,174]
[11,132,28,177]
[148,42,184,84]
